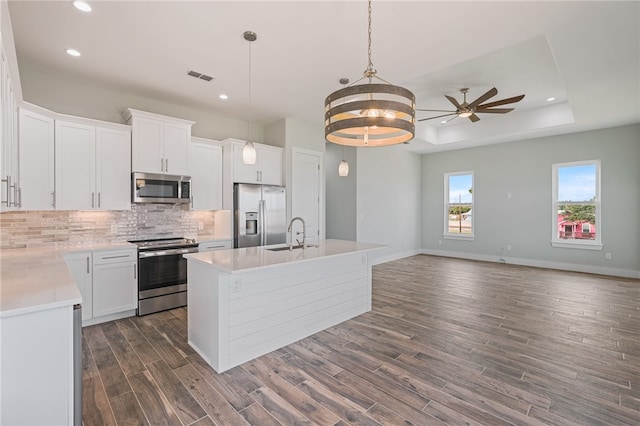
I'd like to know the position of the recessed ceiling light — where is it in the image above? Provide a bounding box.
[547,97,556,102]
[66,48,81,57]
[72,1,91,12]
[219,94,228,100]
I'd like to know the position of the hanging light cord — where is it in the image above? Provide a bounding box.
[248,35,253,142]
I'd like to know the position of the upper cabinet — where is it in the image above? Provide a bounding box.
[19,106,55,210]
[1,44,19,211]
[189,137,223,210]
[125,108,194,175]
[55,118,131,210]
[223,138,283,185]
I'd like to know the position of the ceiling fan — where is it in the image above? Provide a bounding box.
[417,87,525,123]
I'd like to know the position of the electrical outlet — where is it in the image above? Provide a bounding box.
[198,222,204,231]
[605,252,612,260]
[232,280,242,293]
[110,224,117,234]
[506,244,512,251]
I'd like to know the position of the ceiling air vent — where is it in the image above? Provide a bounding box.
[187,70,214,82]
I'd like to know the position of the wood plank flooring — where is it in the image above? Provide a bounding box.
[83,255,640,425]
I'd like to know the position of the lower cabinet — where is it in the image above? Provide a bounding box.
[64,248,137,325]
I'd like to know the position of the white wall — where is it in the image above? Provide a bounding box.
[18,62,262,143]
[357,146,422,263]
[421,124,640,278]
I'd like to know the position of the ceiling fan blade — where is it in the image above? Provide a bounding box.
[445,95,461,109]
[477,94,525,109]
[418,113,457,122]
[475,107,514,114]
[467,87,498,110]
[469,114,480,122]
[415,109,457,113]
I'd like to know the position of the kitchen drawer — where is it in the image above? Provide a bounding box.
[93,249,136,265]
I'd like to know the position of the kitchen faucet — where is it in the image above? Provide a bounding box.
[287,217,306,250]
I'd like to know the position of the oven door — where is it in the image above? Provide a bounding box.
[137,247,196,299]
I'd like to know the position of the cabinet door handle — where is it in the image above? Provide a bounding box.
[161,158,164,172]
[165,159,168,172]
[100,254,130,260]
[51,191,56,208]
[1,175,9,206]
[91,192,95,208]
[86,257,90,274]
[190,195,194,208]
[12,180,18,207]
[98,192,101,208]
[133,264,137,279]
[17,187,21,208]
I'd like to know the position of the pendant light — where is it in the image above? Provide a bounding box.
[242,31,257,164]
[324,0,415,147]
[338,145,349,177]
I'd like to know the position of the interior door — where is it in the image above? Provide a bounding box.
[291,148,323,245]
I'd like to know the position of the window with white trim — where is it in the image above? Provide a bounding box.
[552,160,602,250]
[444,171,474,239]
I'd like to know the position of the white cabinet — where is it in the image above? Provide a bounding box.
[96,127,133,210]
[92,249,137,318]
[18,106,55,210]
[198,239,232,252]
[64,251,93,321]
[1,305,75,425]
[64,248,137,325]
[55,119,131,210]
[189,137,222,210]
[1,45,20,211]
[125,108,194,175]
[224,138,283,185]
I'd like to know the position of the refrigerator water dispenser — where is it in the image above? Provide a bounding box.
[245,212,258,235]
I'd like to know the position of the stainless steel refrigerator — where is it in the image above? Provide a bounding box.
[233,183,286,248]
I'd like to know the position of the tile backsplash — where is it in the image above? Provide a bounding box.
[0,205,231,249]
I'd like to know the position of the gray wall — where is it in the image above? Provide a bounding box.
[357,146,422,262]
[421,124,640,277]
[325,143,357,240]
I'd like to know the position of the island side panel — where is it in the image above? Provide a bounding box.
[187,261,230,372]
[225,251,371,371]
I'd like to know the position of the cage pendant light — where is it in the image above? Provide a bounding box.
[324,0,415,147]
[242,31,257,164]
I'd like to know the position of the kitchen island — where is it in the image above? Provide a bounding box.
[184,239,383,373]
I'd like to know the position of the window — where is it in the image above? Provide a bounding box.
[444,171,474,239]
[552,160,602,250]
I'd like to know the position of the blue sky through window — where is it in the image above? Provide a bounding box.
[449,174,473,204]
[558,165,596,202]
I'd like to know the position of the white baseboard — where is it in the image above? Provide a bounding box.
[418,249,640,279]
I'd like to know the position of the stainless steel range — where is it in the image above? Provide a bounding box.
[128,237,198,315]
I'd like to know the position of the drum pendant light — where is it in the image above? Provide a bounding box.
[242,31,257,164]
[324,0,415,147]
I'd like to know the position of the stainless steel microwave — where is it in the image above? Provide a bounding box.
[132,172,191,204]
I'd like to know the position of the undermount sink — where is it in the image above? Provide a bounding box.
[265,244,318,252]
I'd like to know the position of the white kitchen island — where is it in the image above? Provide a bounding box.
[184,239,383,373]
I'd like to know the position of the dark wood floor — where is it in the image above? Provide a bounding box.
[83,255,640,425]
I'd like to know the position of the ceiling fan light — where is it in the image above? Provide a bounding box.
[458,111,473,118]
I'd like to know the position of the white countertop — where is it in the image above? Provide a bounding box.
[184,239,384,274]
[0,242,134,318]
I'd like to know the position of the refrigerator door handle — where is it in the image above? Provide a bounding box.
[259,199,265,246]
